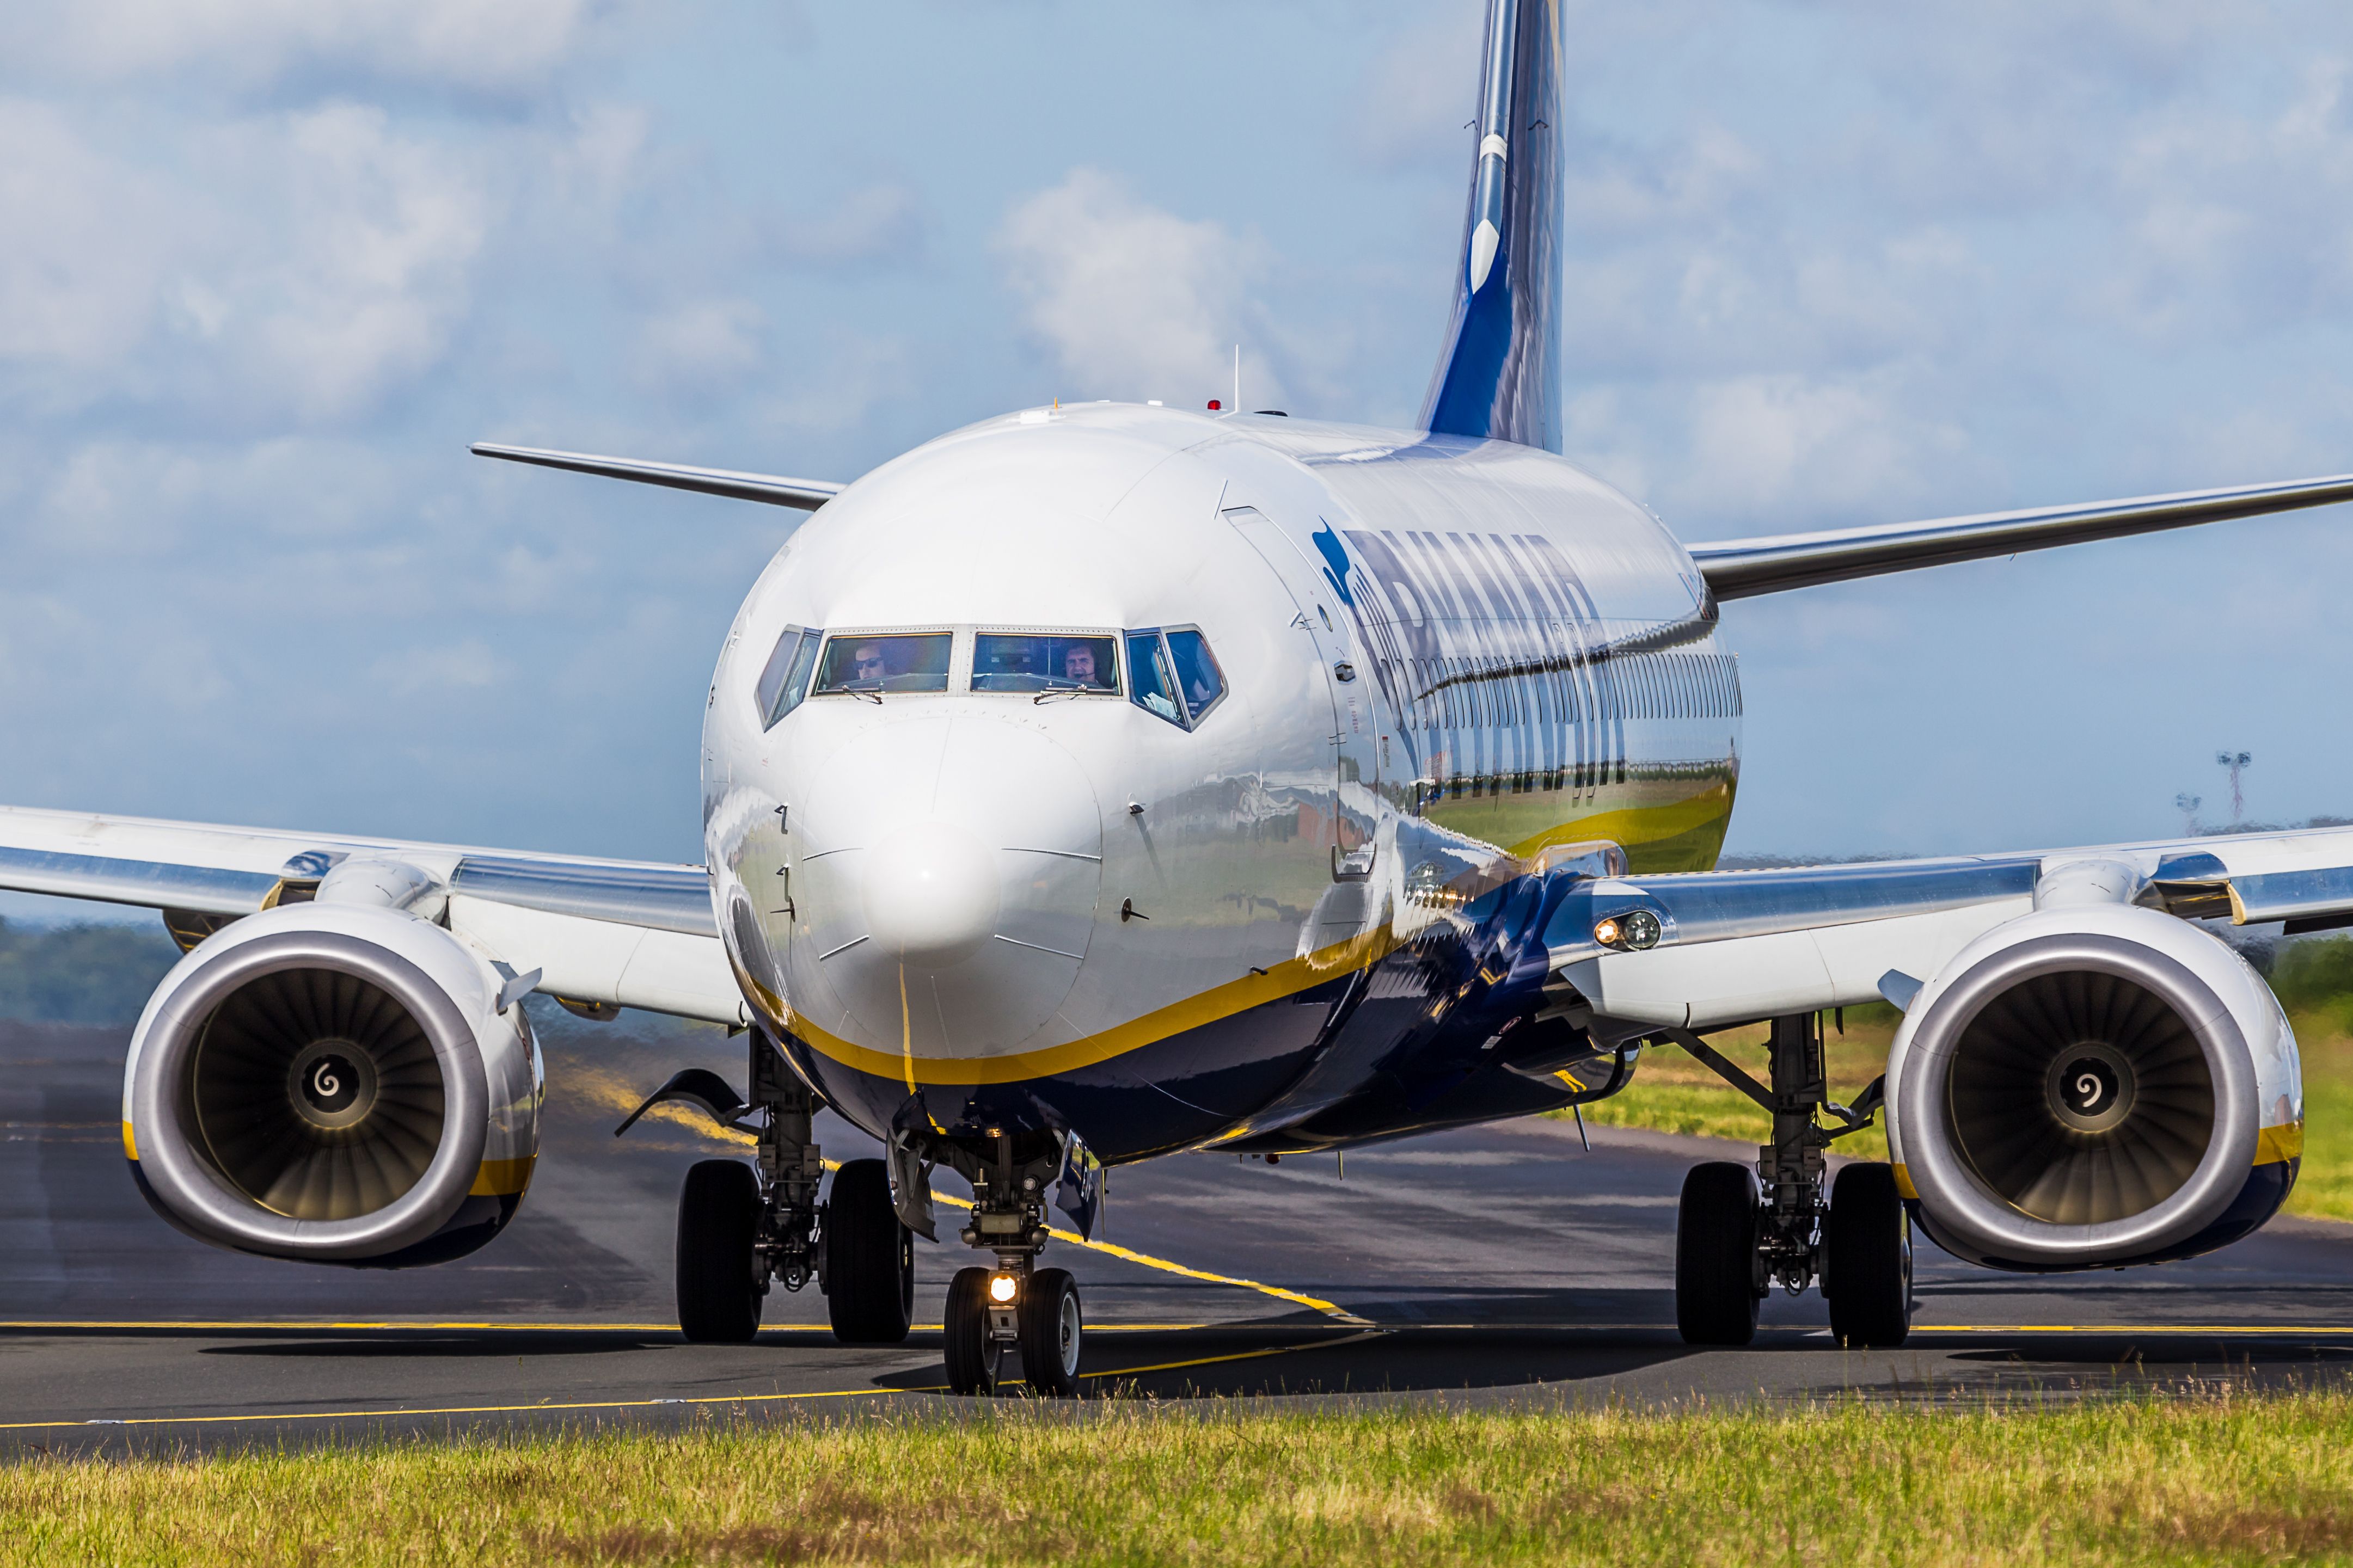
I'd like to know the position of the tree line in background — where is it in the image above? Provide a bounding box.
[0,918,180,1025]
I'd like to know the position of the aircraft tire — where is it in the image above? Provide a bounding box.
[1675,1160,1761,1346]
[676,1159,763,1344]
[1825,1162,1913,1349]
[943,1265,995,1395]
[1020,1267,1083,1397]
[825,1158,915,1344]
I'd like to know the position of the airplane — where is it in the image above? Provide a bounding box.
[0,0,2331,1395]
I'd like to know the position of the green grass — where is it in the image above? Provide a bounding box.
[8,1396,2353,1564]
[1562,1005,1899,1164]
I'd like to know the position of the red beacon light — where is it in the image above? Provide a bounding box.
[1206,398,1222,410]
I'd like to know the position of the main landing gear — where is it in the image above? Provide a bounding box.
[1669,1013,1911,1349]
[661,1031,911,1347]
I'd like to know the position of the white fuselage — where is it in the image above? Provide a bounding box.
[699,402,1740,1158]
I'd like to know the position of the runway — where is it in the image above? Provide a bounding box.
[4,1013,2351,1452]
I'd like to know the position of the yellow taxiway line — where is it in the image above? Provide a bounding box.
[920,1180,1371,1326]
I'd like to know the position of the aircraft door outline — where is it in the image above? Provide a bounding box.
[1222,505,1381,882]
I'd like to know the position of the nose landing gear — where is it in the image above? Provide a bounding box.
[1668,1013,1911,1348]
[936,1132,1085,1395]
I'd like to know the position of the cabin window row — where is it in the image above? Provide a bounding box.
[753,624,1226,730]
[1386,649,1740,731]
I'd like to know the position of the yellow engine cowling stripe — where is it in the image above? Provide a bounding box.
[469,1157,536,1197]
[2257,1122,2305,1165]
[121,1121,137,1162]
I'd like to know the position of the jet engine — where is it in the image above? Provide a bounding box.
[1885,902,2302,1271]
[121,901,542,1267]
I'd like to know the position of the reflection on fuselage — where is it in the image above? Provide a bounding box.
[700,407,1742,1164]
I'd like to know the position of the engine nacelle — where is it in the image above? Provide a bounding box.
[121,902,543,1267]
[1886,903,2302,1272]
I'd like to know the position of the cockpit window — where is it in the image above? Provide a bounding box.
[1126,632,1184,727]
[814,631,952,694]
[973,632,1119,694]
[1163,628,1226,723]
[756,625,823,729]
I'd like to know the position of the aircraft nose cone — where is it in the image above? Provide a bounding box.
[791,715,1102,1061]
[862,823,1001,968]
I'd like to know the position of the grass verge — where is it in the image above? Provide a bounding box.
[9,1395,2353,1565]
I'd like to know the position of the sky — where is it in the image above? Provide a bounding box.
[6,0,2353,926]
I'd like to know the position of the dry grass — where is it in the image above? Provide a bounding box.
[8,1393,2353,1564]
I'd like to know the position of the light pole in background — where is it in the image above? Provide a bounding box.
[2216,752,2252,825]
[2176,792,2203,837]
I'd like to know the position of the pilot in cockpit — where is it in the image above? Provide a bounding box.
[1061,643,1102,688]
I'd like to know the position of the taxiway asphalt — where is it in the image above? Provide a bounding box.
[3,1016,2349,1452]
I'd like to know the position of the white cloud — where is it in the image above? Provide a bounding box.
[375,637,510,696]
[0,101,488,428]
[0,101,183,396]
[1679,373,1969,523]
[631,298,769,399]
[996,167,1279,407]
[771,184,927,270]
[1346,0,1485,172]
[229,105,491,420]
[0,0,600,94]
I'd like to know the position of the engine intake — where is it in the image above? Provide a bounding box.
[125,901,541,1266]
[191,969,449,1222]
[1888,904,2298,1271]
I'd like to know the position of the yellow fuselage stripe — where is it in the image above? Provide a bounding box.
[786,923,1400,1086]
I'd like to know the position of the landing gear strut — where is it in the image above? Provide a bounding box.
[1669,1013,1910,1348]
[669,1031,915,1346]
[935,1131,1084,1396]
[674,1031,828,1343]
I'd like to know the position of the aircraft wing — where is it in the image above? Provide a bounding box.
[0,805,742,1025]
[470,442,844,511]
[1544,825,2353,1030]
[1689,472,2353,599]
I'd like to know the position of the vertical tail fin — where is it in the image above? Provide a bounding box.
[1418,0,1564,452]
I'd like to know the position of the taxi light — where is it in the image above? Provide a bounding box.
[1594,910,1663,951]
[988,1272,1020,1305]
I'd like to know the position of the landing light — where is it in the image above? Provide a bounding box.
[988,1273,1020,1305]
[1594,911,1663,951]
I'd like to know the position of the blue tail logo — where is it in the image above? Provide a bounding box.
[1420,0,1563,454]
